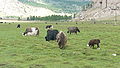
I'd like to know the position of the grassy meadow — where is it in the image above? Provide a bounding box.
[0,21,120,68]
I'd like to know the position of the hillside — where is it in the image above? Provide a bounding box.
[18,0,91,13]
[0,0,56,17]
[74,0,120,21]
[0,0,91,18]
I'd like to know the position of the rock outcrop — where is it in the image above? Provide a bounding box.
[74,0,120,21]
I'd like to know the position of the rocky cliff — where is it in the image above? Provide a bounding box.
[74,0,120,21]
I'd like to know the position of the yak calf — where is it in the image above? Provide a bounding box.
[87,39,100,49]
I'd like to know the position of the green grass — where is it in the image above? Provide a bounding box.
[0,21,120,68]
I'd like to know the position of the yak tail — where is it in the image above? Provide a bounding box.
[36,27,39,36]
[57,31,67,49]
[37,29,39,35]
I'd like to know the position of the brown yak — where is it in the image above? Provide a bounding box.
[87,39,100,49]
[56,31,67,49]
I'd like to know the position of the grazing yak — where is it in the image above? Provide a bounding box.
[22,27,39,36]
[45,30,67,49]
[56,31,67,49]
[87,39,100,49]
[17,24,21,28]
[67,27,80,34]
[45,29,59,41]
[46,25,53,29]
[0,22,3,23]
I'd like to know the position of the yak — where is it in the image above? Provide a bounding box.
[22,27,39,36]
[45,29,59,41]
[87,39,100,49]
[17,24,21,28]
[67,27,80,34]
[46,25,53,29]
[56,31,67,49]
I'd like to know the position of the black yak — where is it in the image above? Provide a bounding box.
[45,29,59,41]
[56,31,67,49]
[67,27,80,34]
[22,27,39,36]
[0,22,3,23]
[87,39,100,49]
[46,25,53,29]
[17,24,21,28]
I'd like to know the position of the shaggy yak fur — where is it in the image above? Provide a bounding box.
[87,39,100,49]
[45,29,59,41]
[56,31,67,49]
[67,27,80,34]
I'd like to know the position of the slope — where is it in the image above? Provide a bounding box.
[74,0,120,21]
[18,0,91,13]
[0,0,56,17]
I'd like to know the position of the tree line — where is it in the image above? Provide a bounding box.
[27,15,72,21]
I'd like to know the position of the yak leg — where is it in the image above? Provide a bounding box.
[59,45,61,49]
[92,45,94,49]
[58,42,62,49]
[97,44,100,48]
[89,45,92,48]
[58,43,64,49]
[59,45,63,49]
[75,31,77,34]
[60,45,64,49]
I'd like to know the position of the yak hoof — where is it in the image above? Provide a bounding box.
[112,54,117,56]
[87,44,89,47]
[97,48,100,50]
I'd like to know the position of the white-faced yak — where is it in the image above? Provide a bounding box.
[22,27,39,36]
[56,31,67,49]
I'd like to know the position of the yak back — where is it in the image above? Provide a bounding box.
[45,29,59,41]
[46,25,53,29]
[68,27,80,32]
[25,27,32,32]
[23,27,39,35]
[89,39,100,45]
